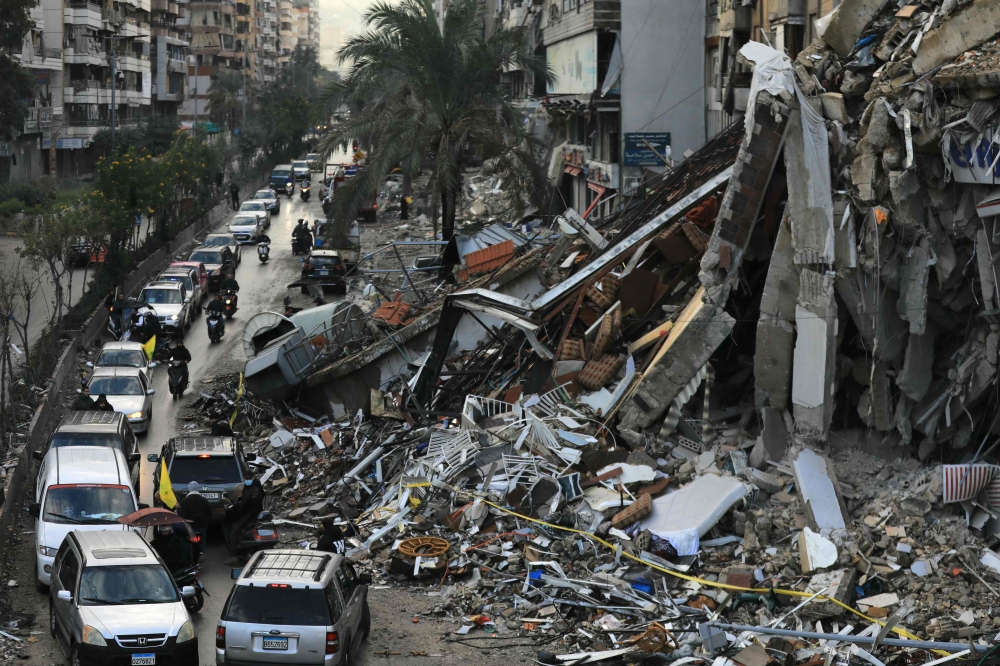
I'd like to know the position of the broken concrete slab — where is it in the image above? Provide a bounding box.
[896,321,938,402]
[641,474,748,538]
[792,449,847,531]
[822,0,885,57]
[913,0,1000,75]
[755,216,798,411]
[792,270,837,441]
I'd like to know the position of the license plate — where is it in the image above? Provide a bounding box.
[316,270,328,276]
[262,637,288,650]
[202,492,220,500]
[132,654,155,665]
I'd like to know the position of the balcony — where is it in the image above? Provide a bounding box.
[64,1,104,28]
[718,0,751,32]
[543,0,620,47]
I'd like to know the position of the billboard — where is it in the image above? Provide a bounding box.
[624,132,671,167]
[546,32,597,96]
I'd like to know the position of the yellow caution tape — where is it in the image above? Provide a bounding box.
[474,497,946,654]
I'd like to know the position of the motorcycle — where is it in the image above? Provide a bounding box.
[173,564,208,613]
[284,181,294,198]
[167,360,188,399]
[291,234,310,255]
[300,182,311,202]
[257,241,270,264]
[223,290,238,319]
[227,510,279,557]
[206,312,225,343]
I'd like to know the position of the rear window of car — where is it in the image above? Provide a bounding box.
[159,274,195,291]
[225,586,330,626]
[189,251,222,264]
[203,237,233,248]
[272,169,290,179]
[170,456,241,484]
[51,432,122,449]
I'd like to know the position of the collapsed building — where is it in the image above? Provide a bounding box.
[219,3,1000,660]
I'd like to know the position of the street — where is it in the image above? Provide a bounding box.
[1,179,539,666]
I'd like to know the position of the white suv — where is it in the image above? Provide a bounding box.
[49,530,198,665]
[217,550,371,665]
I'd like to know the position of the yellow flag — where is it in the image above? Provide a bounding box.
[142,334,156,360]
[159,458,177,509]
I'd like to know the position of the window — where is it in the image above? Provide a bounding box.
[169,456,242,484]
[225,586,331,625]
[340,562,358,599]
[44,485,136,524]
[88,375,143,396]
[562,0,577,10]
[324,583,343,622]
[59,550,80,591]
[97,349,146,368]
[79,565,178,605]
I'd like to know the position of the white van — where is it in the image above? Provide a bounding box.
[30,446,140,592]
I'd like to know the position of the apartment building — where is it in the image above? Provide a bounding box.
[151,0,189,115]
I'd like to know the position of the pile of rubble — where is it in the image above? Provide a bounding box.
[221,0,1000,661]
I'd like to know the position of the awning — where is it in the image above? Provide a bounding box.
[564,166,582,176]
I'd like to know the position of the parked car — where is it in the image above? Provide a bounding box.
[49,530,198,665]
[148,436,251,523]
[203,233,243,265]
[170,261,209,297]
[158,267,205,313]
[217,550,371,665]
[187,247,235,290]
[86,367,155,434]
[252,188,280,215]
[42,411,140,474]
[238,201,271,228]
[30,446,140,591]
[91,341,156,385]
[306,153,322,171]
[228,213,265,244]
[292,159,311,181]
[140,281,192,335]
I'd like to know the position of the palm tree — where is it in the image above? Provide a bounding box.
[319,0,551,240]
[206,70,243,131]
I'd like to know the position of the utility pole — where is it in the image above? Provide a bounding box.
[110,30,118,144]
[192,56,198,131]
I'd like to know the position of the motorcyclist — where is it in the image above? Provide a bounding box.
[72,384,96,410]
[177,481,212,560]
[132,306,161,343]
[167,340,191,389]
[292,219,312,251]
[220,272,240,313]
[152,523,195,572]
[206,295,226,336]
[257,233,271,245]
[225,477,265,564]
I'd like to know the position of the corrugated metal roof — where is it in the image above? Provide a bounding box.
[454,224,528,261]
[465,239,515,275]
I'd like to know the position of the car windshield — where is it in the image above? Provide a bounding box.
[240,203,266,211]
[226,586,330,625]
[272,169,291,179]
[79,565,178,605]
[292,161,308,169]
[254,192,273,200]
[230,218,257,227]
[170,456,241,484]
[188,251,221,264]
[43,485,135,524]
[160,274,194,291]
[204,237,233,247]
[142,289,182,305]
[97,349,146,368]
[50,432,123,450]
[89,376,143,396]
[306,154,318,160]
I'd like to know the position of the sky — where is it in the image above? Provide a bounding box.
[318,0,379,72]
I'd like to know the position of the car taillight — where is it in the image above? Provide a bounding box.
[254,527,276,540]
[326,632,339,654]
[216,626,225,649]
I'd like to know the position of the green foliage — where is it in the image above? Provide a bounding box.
[91,115,183,158]
[207,70,243,130]
[320,0,551,238]
[0,0,35,141]
[0,176,57,210]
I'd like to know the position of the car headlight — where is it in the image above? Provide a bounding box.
[127,411,144,419]
[176,620,195,644]
[82,625,107,646]
[38,545,58,557]
[167,315,178,322]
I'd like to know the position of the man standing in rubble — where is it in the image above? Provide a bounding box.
[225,476,265,564]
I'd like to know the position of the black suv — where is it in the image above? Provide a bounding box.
[148,437,252,522]
[38,411,141,478]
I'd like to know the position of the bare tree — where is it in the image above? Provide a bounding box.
[9,262,42,372]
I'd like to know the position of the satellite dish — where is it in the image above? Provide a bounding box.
[242,311,290,358]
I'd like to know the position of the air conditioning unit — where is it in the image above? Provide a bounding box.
[622,176,641,194]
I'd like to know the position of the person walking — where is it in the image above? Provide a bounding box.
[72,385,96,410]
[229,182,240,210]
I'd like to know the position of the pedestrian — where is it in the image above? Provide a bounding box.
[225,477,264,565]
[316,519,346,554]
[229,182,240,210]
[401,195,411,220]
[177,481,212,560]
[72,384,96,410]
[93,394,114,411]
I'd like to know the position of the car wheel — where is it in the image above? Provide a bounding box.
[35,560,48,594]
[71,643,83,666]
